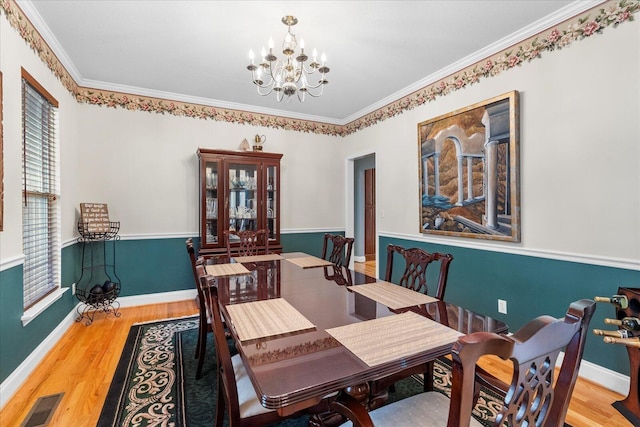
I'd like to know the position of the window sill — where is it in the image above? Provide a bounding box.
[21,287,69,326]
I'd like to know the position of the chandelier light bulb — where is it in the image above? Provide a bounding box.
[246,15,330,102]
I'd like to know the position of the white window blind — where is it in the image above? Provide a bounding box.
[22,73,60,310]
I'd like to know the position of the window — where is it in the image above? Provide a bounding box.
[22,68,60,310]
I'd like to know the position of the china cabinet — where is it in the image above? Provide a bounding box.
[197,148,282,256]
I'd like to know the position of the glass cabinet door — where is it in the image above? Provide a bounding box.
[265,163,279,241]
[204,160,220,245]
[228,163,258,236]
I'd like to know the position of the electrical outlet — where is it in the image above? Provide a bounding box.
[498,299,507,314]
[71,282,76,295]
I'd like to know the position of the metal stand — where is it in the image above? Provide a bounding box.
[75,222,122,325]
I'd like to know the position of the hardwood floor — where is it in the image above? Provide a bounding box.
[0,300,198,426]
[0,273,632,426]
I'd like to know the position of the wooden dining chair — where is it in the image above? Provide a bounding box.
[224,229,269,258]
[322,233,355,267]
[201,274,334,427]
[384,244,453,299]
[369,244,454,403]
[333,298,596,427]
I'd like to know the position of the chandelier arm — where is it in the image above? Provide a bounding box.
[301,86,325,98]
[255,85,275,97]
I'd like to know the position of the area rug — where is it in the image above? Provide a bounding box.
[97,315,508,427]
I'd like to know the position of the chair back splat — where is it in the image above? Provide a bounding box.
[322,233,354,267]
[450,299,596,427]
[224,229,269,258]
[385,244,453,300]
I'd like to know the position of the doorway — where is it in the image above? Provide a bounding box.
[364,168,376,261]
[352,154,376,274]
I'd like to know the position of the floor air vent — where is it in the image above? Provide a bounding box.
[21,393,64,427]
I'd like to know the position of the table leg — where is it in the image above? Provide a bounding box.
[309,383,370,427]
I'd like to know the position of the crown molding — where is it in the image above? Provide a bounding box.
[5,0,638,136]
[342,0,607,123]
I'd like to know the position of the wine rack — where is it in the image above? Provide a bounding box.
[609,287,640,424]
[75,221,122,325]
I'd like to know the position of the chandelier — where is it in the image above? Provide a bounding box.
[247,15,329,102]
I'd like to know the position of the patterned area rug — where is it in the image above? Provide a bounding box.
[97,316,508,426]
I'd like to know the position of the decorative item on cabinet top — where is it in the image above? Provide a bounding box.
[253,134,266,151]
[240,138,250,151]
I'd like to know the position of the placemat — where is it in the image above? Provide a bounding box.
[349,281,438,309]
[205,263,250,277]
[326,311,463,367]
[285,256,333,268]
[232,253,284,263]
[225,298,316,342]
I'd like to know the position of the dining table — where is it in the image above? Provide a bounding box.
[203,252,508,426]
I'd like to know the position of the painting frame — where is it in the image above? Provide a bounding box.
[418,90,520,242]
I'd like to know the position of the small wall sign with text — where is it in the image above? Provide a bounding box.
[80,203,110,233]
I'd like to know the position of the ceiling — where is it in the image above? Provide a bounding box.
[19,1,595,124]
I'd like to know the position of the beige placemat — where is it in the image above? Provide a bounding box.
[233,253,284,263]
[349,281,438,309]
[285,256,333,268]
[326,312,463,367]
[225,298,316,342]
[205,263,250,277]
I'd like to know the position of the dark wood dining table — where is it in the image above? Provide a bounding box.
[204,252,508,424]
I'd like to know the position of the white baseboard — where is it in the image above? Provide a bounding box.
[0,289,197,411]
[114,289,197,308]
[577,357,629,396]
[354,256,366,263]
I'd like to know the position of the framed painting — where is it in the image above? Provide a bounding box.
[418,90,520,242]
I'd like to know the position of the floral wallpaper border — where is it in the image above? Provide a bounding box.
[1,0,638,137]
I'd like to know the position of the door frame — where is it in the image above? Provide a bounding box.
[345,150,378,277]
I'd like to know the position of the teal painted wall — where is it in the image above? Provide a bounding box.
[0,244,79,383]
[113,238,194,297]
[281,231,343,258]
[380,235,640,374]
[2,231,636,384]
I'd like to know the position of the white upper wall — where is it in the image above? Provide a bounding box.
[1,10,638,268]
[342,20,640,263]
[72,106,343,236]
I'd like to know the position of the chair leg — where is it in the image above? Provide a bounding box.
[195,328,202,359]
[215,370,226,427]
[196,332,207,379]
[424,360,435,392]
[195,314,206,359]
[196,322,207,380]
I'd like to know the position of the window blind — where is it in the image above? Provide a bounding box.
[22,76,60,310]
